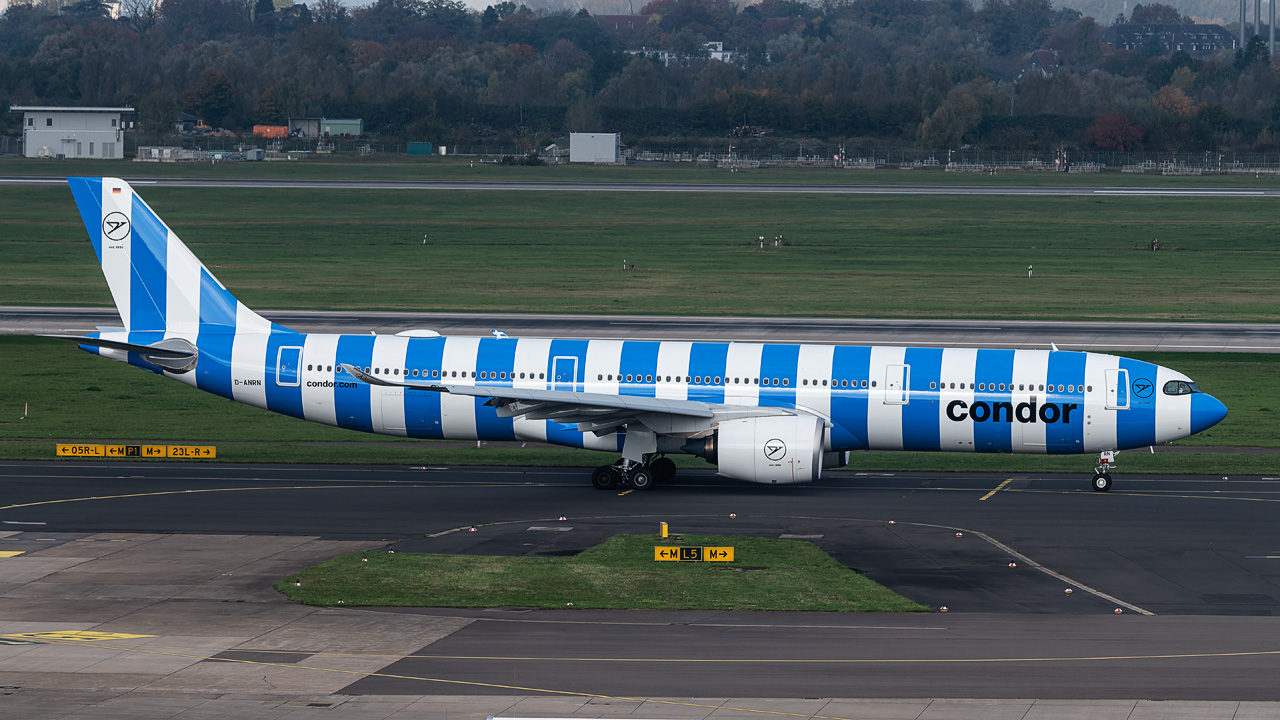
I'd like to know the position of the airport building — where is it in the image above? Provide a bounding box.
[11,105,134,159]
[569,132,621,163]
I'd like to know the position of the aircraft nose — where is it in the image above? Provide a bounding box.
[1190,393,1228,435]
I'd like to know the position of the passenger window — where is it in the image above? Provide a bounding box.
[627,374,633,382]
[433,370,439,377]
[1087,385,1092,392]
[841,380,847,387]
[978,383,984,391]
[998,383,1005,391]
[598,374,603,381]
[823,379,828,386]
[862,380,868,388]
[1068,384,1074,393]
[803,379,808,386]
[782,378,789,386]
[646,375,653,383]
[871,380,876,387]
[480,371,487,379]
[539,373,544,379]
[715,376,722,384]
[501,372,507,379]
[930,382,936,389]
[373,368,380,375]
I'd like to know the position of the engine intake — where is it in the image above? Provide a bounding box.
[685,414,825,484]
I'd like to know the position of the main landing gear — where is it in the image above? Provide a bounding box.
[591,456,677,491]
[1091,451,1116,492]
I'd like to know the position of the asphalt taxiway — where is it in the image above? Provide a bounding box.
[6,306,1280,352]
[3,461,1280,709]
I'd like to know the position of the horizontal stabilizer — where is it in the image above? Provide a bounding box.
[42,335,198,373]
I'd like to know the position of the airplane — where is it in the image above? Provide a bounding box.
[51,177,1228,492]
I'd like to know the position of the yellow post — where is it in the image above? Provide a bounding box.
[660,522,668,538]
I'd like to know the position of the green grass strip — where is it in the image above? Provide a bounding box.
[277,534,927,612]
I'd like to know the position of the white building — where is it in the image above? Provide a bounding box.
[569,132,621,163]
[11,106,134,159]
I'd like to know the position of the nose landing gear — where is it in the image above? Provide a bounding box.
[1091,451,1116,492]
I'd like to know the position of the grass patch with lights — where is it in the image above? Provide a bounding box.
[277,534,927,611]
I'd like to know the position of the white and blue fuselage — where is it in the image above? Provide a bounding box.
[62,178,1229,488]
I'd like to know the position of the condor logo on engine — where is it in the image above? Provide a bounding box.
[763,438,787,461]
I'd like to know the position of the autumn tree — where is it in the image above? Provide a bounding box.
[1086,112,1144,150]
[1129,3,1188,23]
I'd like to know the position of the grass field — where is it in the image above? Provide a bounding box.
[276,533,928,611]
[3,184,1279,321]
[1,335,1275,475]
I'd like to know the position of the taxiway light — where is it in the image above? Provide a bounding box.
[338,599,344,604]
[1008,562,1017,568]
[1223,476,1230,481]
[939,606,949,612]
[730,513,737,518]
[955,532,963,538]
[888,520,896,524]
[559,516,567,521]
[294,581,301,587]
[362,557,368,562]
[1115,608,1123,614]
[566,602,574,606]
[469,527,477,532]
[1065,588,1073,594]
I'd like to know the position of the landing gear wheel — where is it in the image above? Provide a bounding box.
[591,466,620,490]
[628,468,655,491]
[1092,473,1112,492]
[649,457,677,484]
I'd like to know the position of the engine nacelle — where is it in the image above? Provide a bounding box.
[714,414,825,484]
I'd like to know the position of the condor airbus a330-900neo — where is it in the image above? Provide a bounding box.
[53,178,1228,491]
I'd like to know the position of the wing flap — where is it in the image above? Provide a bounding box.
[341,363,715,418]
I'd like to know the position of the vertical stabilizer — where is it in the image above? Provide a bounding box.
[67,177,274,336]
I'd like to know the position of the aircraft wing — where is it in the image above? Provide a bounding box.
[340,364,716,428]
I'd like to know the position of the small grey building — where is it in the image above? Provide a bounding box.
[569,132,621,163]
[320,118,362,137]
[1098,24,1237,54]
[12,106,134,159]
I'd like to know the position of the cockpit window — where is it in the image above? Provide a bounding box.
[1163,380,1201,395]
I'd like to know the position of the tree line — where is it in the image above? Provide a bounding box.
[1,0,1278,153]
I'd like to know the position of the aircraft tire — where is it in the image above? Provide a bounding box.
[1092,473,1112,492]
[591,466,620,490]
[649,457,677,484]
[629,468,655,491]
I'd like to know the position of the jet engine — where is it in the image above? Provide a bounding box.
[684,414,825,484]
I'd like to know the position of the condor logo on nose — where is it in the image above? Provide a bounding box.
[947,399,1077,424]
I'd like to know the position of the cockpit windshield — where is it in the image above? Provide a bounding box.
[1163,380,1202,395]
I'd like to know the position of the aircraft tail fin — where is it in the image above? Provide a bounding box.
[67,177,275,336]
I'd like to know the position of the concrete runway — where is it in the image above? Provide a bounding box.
[3,461,1280,702]
[3,175,1280,197]
[6,305,1280,352]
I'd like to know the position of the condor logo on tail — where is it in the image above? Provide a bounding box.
[947,399,1078,424]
